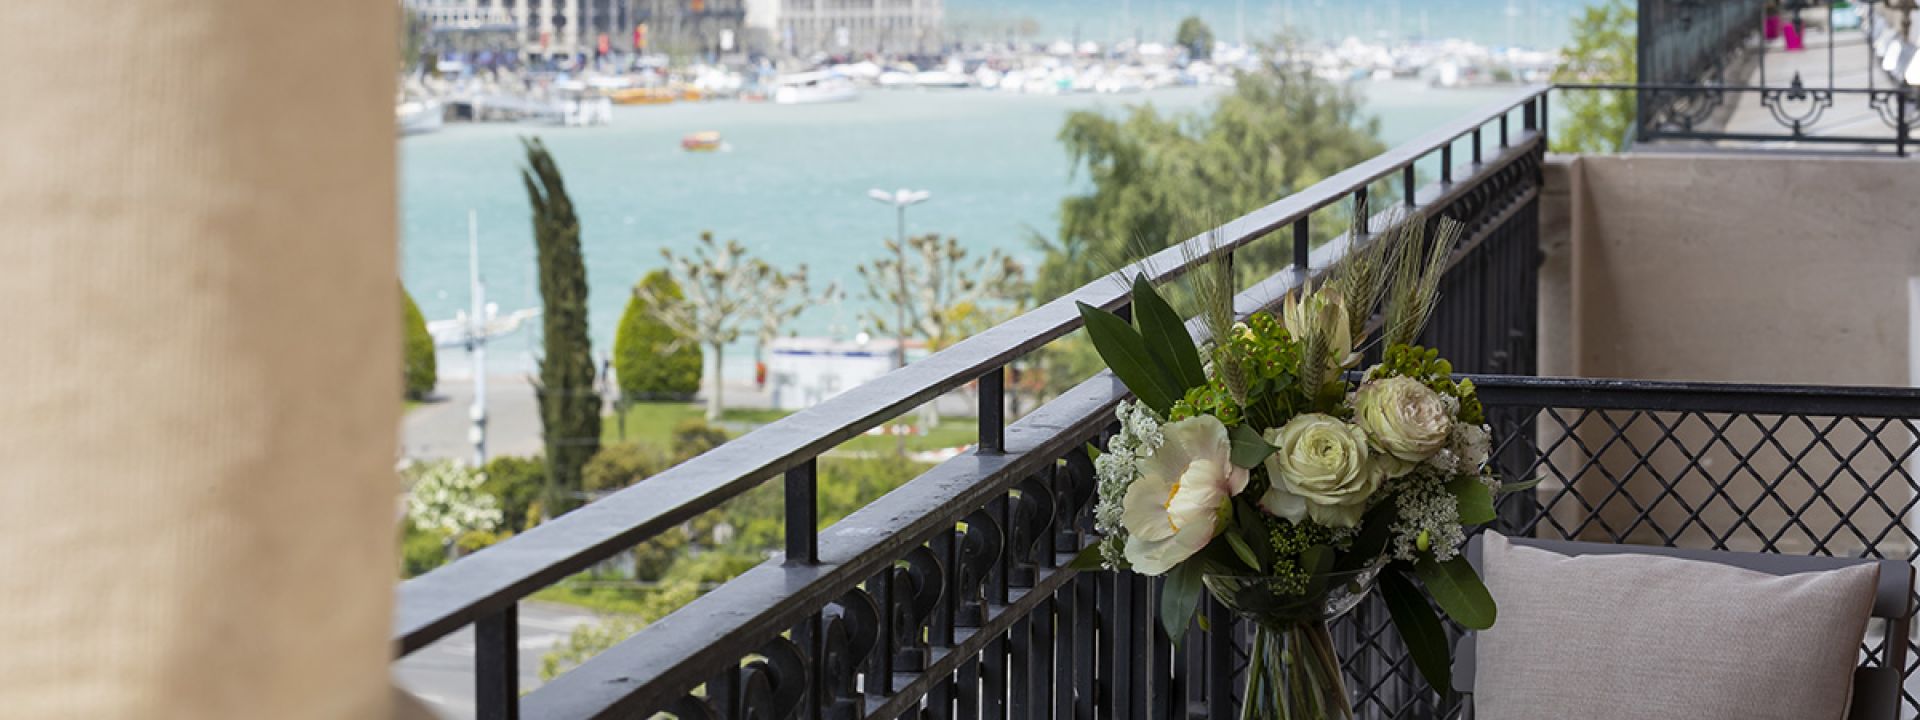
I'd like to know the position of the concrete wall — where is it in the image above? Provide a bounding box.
[1534,153,1920,552]
[1561,153,1920,385]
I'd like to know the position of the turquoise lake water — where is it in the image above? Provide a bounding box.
[400,80,1526,376]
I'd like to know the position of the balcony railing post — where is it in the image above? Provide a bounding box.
[1292,218,1310,281]
[1500,111,1510,148]
[1402,165,1416,208]
[979,366,1006,454]
[1473,127,1484,164]
[1524,96,1537,132]
[1354,188,1369,235]
[785,458,818,564]
[475,606,519,720]
[1441,142,1453,185]
[1541,92,1551,145]
[1899,92,1910,158]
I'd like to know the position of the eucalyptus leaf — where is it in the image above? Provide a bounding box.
[1381,569,1452,694]
[1229,424,1277,468]
[1234,502,1276,570]
[1225,531,1263,571]
[1161,561,1205,646]
[1414,554,1497,630]
[1077,301,1179,414]
[1130,274,1208,390]
[1447,476,1497,526]
[1067,544,1108,571]
[1498,477,1542,495]
[1336,503,1395,572]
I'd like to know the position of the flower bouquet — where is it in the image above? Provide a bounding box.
[1069,213,1518,720]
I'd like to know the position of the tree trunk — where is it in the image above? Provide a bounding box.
[706,341,724,421]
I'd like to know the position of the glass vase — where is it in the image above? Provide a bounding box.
[1202,561,1385,720]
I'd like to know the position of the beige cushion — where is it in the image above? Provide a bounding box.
[1473,532,1878,720]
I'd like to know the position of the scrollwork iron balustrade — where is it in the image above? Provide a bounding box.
[1605,0,1920,153]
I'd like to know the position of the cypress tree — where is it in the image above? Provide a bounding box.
[521,137,600,514]
[401,284,437,400]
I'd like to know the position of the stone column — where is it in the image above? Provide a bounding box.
[0,1,400,718]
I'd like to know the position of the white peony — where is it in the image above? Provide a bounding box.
[1354,376,1455,477]
[1121,415,1248,575]
[1260,413,1384,528]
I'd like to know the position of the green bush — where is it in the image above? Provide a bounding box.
[480,455,545,532]
[614,271,702,401]
[402,285,437,400]
[401,522,449,577]
[582,442,670,493]
[670,419,730,460]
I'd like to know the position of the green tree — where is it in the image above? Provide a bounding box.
[1175,16,1215,60]
[582,442,670,493]
[1034,48,1384,301]
[402,285,437,400]
[614,271,702,402]
[480,455,546,533]
[1552,0,1637,153]
[522,137,601,516]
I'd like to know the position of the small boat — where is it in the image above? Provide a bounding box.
[681,131,723,152]
[772,72,858,104]
[610,87,676,105]
[397,99,443,135]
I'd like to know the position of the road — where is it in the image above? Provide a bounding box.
[392,602,605,719]
[403,376,546,462]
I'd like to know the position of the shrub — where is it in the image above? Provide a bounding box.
[631,527,688,581]
[403,460,502,537]
[582,442,670,493]
[480,455,546,532]
[402,285,437,399]
[401,522,449,577]
[670,419,730,460]
[613,271,702,401]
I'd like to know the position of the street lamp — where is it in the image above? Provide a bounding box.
[866,187,931,373]
[868,187,931,456]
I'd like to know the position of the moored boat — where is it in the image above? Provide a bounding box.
[681,131,723,152]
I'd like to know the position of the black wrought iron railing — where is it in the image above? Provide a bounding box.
[1580,0,1920,154]
[1468,377,1920,716]
[393,87,1552,719]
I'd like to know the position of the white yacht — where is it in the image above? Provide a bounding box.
[397,98,443,135]
[772,72,858,104]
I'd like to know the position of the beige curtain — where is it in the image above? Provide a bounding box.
[0,2,399,718]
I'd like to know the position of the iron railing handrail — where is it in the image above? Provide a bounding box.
[392,84,1554,655]
[1467,374,1920,418]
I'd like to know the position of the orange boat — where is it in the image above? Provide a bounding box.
[681,131,723,152]
[609,87,674,105]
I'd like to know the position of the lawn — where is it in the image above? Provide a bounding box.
[604,401,976,455]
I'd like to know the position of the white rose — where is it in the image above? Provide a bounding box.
[1452,423,1492,474]
[1354,376,1454,477]
[1121,415,1249,575]
[1260,413,1383,528]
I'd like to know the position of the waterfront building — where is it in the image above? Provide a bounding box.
[633,0,753,60]
[406,0,637,60]
[745,0,944,58]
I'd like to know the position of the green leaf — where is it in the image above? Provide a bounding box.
[1077,301,1179,415]
[1498,477,1542,495]
[1234,502,1276,570]
[1335,502,1396,572]
[1300,544,1335,598]
[1130,274,1208,390]
[1225,531,1262,571]
[1229,424,1277,468]
[1414,554,1498,630]
[1067,544,1108,571]
[1160,561,1205,645]
[1447,476,1496,526]
[1381,569,1453,695]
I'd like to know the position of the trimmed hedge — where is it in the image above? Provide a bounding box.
[403,285,437,399]
[614,270,702,401]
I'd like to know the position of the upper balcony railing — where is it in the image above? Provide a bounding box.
[1573,0,1920,154]
[394,86,1553,719]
